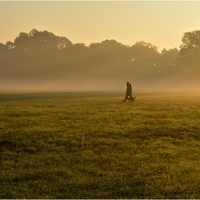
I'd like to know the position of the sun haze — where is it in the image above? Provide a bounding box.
[1,1,200,51]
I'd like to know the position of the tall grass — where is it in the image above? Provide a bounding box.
[0,92,200,198]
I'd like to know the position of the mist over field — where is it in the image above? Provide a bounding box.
[1,29,200,93]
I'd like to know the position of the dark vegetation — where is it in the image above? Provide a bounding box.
[1,29,200,91]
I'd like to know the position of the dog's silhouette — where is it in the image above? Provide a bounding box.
[128,96,136,102]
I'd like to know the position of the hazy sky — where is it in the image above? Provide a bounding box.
[1,1,200,51]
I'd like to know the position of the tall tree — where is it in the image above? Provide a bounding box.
[155,48,179,76]
[179,30,200,64]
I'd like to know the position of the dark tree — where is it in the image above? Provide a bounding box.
[0,43,6,51]
[5,41,15,50]
[155,48,179,76]
[179,30,200,64]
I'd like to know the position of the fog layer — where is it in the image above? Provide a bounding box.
[1,29,200,93]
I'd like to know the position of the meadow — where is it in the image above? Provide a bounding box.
[0,92,200,198]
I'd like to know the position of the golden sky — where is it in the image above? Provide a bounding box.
[1,1,200,51]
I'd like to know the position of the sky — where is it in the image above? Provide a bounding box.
[1,1,200,51]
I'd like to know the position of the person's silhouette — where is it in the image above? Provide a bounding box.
[123,82,133,102]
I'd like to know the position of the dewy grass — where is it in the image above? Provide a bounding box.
[0,92,200,198]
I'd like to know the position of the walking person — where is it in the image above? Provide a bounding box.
[123,82,133,102]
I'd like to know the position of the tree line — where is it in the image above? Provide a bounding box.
[0,29,200,89]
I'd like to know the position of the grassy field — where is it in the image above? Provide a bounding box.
[0,92,200,198]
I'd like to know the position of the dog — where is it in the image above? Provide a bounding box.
[128,96,136,102]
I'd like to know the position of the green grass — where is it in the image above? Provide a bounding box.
[0,92,200,198]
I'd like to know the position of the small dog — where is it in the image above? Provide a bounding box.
[128,96,136,102]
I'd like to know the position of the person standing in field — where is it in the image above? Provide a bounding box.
[123,82,133,102]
